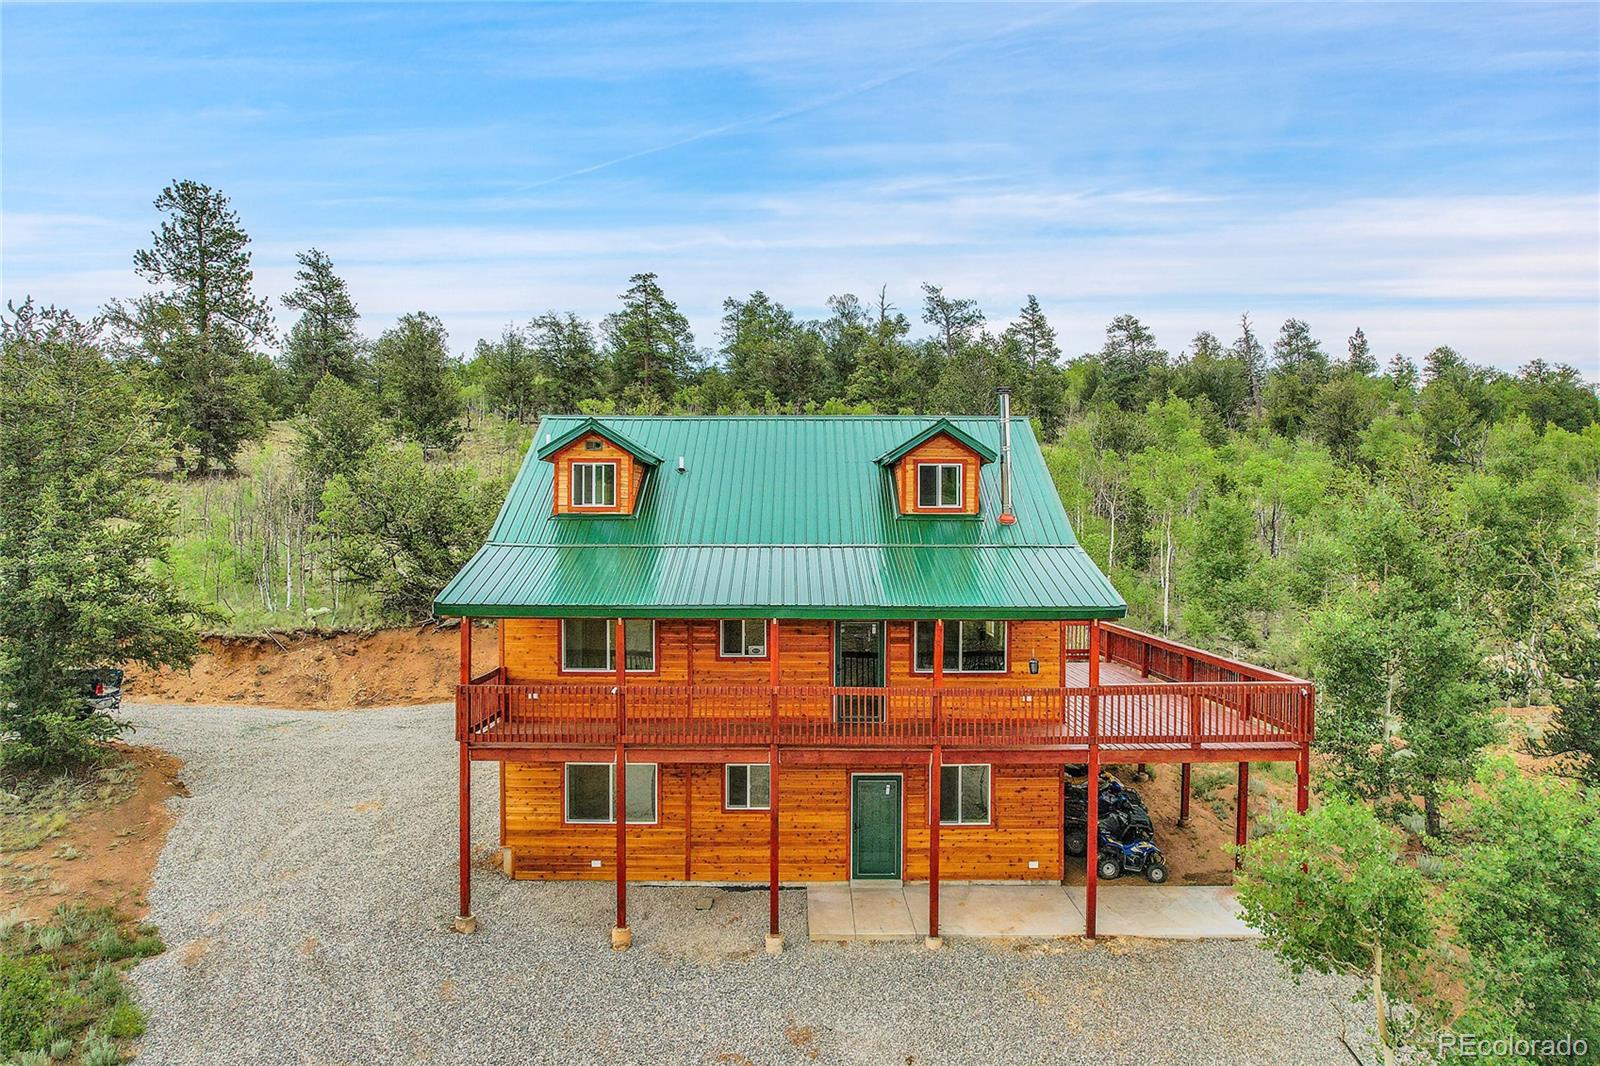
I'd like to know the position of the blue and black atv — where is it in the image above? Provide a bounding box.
[1064,777,1155,857]
[1096,808,1169,883]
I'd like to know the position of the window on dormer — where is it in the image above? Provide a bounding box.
[571,461,617,507]
[916,462,962,508]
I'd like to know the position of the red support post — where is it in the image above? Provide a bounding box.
[1296,742,1310,815]
[613,618,629,944]
[1235,761,1250,866]
[458,739,471,924]
[456,618,473,930]
[929,619,944,947]
[768,618,781,944]
[1084,743,1100,940]
[1179,762,1192,827]
[1085,619,1100,940]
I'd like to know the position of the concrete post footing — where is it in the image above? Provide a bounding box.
[764,933,784,955]
[452,915,477,934]
[610,926,632,951]
[924,935,944,951]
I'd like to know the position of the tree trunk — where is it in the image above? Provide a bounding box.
[1372,943,1397,1066]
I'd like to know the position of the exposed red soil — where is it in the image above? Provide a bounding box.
[123,624,498,710]
[0,745,186,923]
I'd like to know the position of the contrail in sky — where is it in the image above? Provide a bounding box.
[507,8,1071,193]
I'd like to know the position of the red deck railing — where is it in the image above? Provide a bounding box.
[455,625,1313,754]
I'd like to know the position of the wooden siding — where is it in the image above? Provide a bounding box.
[504,618,836,685]
[893,433,983,515]
[503,618,1066,688]
[550,432,644,515]
[506,760,1064,882]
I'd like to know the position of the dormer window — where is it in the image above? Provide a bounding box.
[916,463,963,509]
[571,461,617,508]
[876,418,995,518]
[536,417,662,517]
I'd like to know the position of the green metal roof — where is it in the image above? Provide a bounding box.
[873,418,997,466]
[435,416,1126,620]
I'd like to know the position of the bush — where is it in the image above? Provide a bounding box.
[0,954,56,1054]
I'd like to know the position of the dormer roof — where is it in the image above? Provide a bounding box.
[873,418,998,467]
[535,417,663,467]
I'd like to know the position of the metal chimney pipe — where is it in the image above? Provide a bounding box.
[996,387,1016,525]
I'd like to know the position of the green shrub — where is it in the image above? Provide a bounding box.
[0,954,55,1054]
[103,1001,145,1040]
[79,1031,119,1066]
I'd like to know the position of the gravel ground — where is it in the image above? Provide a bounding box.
[125,702,1375,1066]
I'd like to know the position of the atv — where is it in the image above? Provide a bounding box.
[1065,778,1155,857]
[1096,825,1169,884]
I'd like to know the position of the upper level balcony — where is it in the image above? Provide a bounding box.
[454,623,1313,763]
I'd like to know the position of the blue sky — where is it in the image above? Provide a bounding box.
[3,2,1597,372]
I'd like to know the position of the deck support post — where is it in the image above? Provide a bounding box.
[1085,621,1100,941]
[921,614,940,947]
[613,618,630,949]
[1235,761,1250,867]
[1178,763,1192,827]
[454,619,474,933]
[927,619,944,950]
[1296,742,1310,815]
[1084,744,1100,940]
[767,618,782,953]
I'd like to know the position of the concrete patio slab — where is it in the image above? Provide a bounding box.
[1078,884,1260,939]
[806,882,1259,941]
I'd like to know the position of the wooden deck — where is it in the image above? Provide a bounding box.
[455,625,1313,765]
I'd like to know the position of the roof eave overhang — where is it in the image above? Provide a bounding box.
[433,602,1129,621]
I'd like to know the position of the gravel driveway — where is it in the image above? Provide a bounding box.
[126,702,1374,1066]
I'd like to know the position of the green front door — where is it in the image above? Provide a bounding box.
[851,775,902,879]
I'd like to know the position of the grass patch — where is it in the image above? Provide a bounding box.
[0,761,142,854]
[0,905,164,1065]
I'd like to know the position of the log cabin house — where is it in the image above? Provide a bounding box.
[434,391,1313,949]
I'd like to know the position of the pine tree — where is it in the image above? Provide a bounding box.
[819,294,870,395]
[472,325,541,422]
[1387,353,1419,393]
[601,272,694,410]
[1231,313,1267,414]
[1005,295,1060,371]
[846,287,915,413]
[1093,314,1169,410]
[281,248,362,406]
[721,290,827,409]
[295,373,383,501]
[122,179,273,473]
[1,303,206,769]
[1346,327,1376,375]
[531,312,600,414]
[372,312,463,451]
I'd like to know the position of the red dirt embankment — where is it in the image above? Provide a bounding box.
[123,625,499,710]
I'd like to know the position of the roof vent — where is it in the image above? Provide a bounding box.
[997,387,1016,525]
[677,456,686,473]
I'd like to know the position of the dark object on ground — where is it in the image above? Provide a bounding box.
[71,668,124,714]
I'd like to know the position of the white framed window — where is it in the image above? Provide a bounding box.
[724,763,771,810]
[570,461,618,507]
[913,620,1007,673]
[564,762,658,824]
[719,619,768,658]
[939,764,991,825]
[561,618,655,672]
[915,462,963,508]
